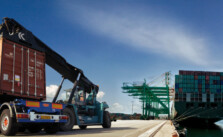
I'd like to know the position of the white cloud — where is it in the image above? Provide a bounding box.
[109,103,124,113]
[108,102,142,114]
[97,91,105,99]
[132,101,142,114]
[45,85,67,102]
[46,85,58,101]
[62,3,212,66]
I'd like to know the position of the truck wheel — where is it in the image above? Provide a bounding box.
[0,109,18,136]
[44,124,59,134]
[102,111,111,128]
[60,108,75,131]
[27,125,42,133]
[79,125,87,129]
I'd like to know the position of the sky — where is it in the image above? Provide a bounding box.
[1,0,223,114]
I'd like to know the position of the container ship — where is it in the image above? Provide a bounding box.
[174,70,223,126]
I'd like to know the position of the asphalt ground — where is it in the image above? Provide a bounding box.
[1,120,172,137]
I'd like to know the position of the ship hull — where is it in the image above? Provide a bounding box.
[174,101,223,126]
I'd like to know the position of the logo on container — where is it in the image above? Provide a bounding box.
[18,32,25,41]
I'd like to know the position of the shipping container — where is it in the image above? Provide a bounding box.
[0,38,46,101]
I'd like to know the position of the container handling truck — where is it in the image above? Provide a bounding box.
[0,17,111,135]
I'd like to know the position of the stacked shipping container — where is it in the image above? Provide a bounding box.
[175,70,223,102]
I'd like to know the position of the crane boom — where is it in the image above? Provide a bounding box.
[0,17,95,92]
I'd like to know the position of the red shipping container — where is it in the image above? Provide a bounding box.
[206,72,210,76]
[212,72,217,76]
[179,70,183,75]
[195,76,198,80]
[194,72,198,76]
[0,38,46,100]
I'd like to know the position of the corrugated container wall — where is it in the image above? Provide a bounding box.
[0,38,46,100]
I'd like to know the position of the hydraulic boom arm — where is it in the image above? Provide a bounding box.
[0,17,95,93]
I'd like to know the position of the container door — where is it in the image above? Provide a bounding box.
[25,49,36,97]
[25,48,45,98]
[35,52,45,98]
[13,45,25,95]
[1,40,25,95]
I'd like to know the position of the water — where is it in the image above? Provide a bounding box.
[186,120,223,137]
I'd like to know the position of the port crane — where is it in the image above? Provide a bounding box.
[122,72,173,119]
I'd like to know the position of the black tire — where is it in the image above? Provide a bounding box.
[79,125,87,130]
[27,125,42,133]
[0,109,18,136]
[102,111,111,128]
[60,108,75,131]
[44,124,59,134]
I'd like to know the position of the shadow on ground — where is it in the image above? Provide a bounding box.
[15,126,136,136]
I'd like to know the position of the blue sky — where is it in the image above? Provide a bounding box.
[1,0,223,113]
